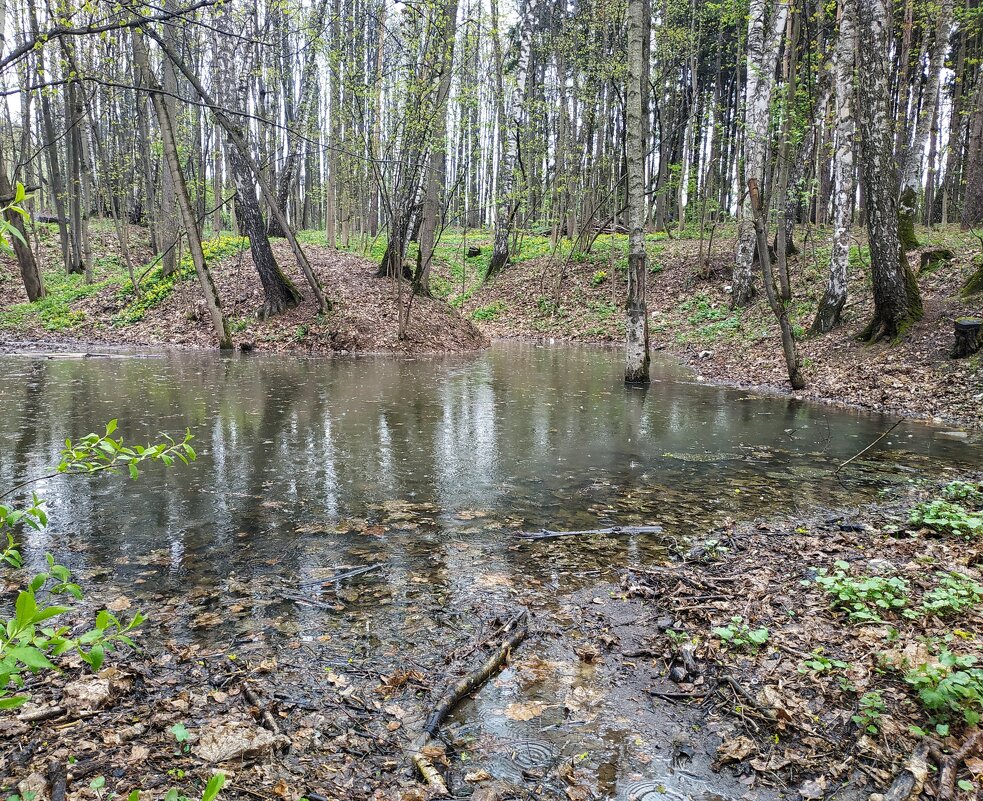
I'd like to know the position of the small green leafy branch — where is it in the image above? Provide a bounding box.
[1,420,196,709]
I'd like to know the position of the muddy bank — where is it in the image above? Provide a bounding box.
[3,474,981,801]
[458,230,982,429]
[0,228,487,355]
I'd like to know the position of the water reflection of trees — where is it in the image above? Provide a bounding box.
[0,347,977,616]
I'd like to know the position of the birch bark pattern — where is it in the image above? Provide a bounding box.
[811,0,855,334]
[624,0,650,384]
[897,0,953,251]
[732,0,788,308]
[855,0,923,341]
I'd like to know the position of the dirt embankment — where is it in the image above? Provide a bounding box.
[0,229,487,355]
[459,230,983,428]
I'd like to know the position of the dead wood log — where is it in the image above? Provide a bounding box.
[48,760,67,801]
[516,525,662,540]
[242,682,281,736]
[876,740,930,801]
[411,610,529,795]
[937,730,981,801]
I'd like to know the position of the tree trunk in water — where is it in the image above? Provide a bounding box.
[132,29,232,350]
[855,0,923,341]
[732,0,788,308]
[624,0,650,384]
[812,0,855,334]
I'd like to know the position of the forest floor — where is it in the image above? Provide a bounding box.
[449,224,983,429]
[0,222,487,355]
[1,220,981,427]
[3,475,982,801]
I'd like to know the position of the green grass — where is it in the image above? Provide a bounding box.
[112,235,247,326]
[0,229,247,333]
[0,270,113,332]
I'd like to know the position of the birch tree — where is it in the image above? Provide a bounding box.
[732,0,789,308]
[855,0,923,341]
[811,0,855,334]
[624,0,650,383]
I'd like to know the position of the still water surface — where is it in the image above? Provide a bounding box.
[0,343,979,798]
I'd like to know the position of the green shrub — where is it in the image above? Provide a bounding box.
[1,420,195,708]
[904,651,983,726]
[712,616,770,652]
[917,571,983,617]
[942,481,983,508]
[590,270,608,286]
[811,560,911,623]
[909,500,983,539]
[470,301,505,321]
[852,691,886,733]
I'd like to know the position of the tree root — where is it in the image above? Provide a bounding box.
[411,610,529,795]
[936,730,981,801]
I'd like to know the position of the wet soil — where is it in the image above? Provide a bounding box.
[0,233,487,355]
[3,476,980,801]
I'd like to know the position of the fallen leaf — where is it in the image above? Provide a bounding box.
[505,701,546,721]
[716,735,756,764]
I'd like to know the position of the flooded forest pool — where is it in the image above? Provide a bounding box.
[1,343,980,800]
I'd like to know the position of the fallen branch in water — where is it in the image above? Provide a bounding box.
[299,563,384,589]
[515,525,662,540]
[834,419,904,475]
[411,610,529,795]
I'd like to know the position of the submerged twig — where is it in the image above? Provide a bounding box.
[411,609,529,795]
[834,419,904,475]
[299,563,384,589]
[516,525,662,540]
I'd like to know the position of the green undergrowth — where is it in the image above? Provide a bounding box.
[0,229,247,333]
[113,235,247,326]
[0,270,114,332]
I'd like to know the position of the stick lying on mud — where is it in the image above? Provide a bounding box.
[411,610,529,795]
[877,740,930,801]
[515,525,662,540]
[299,563,384,588]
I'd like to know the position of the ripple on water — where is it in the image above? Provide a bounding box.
[623,779,732,801]
[498,737,557,770]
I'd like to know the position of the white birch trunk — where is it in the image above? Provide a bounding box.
[732,0,788,308]
[811,0,856,334]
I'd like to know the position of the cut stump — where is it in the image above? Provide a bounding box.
[951,317,982,358]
